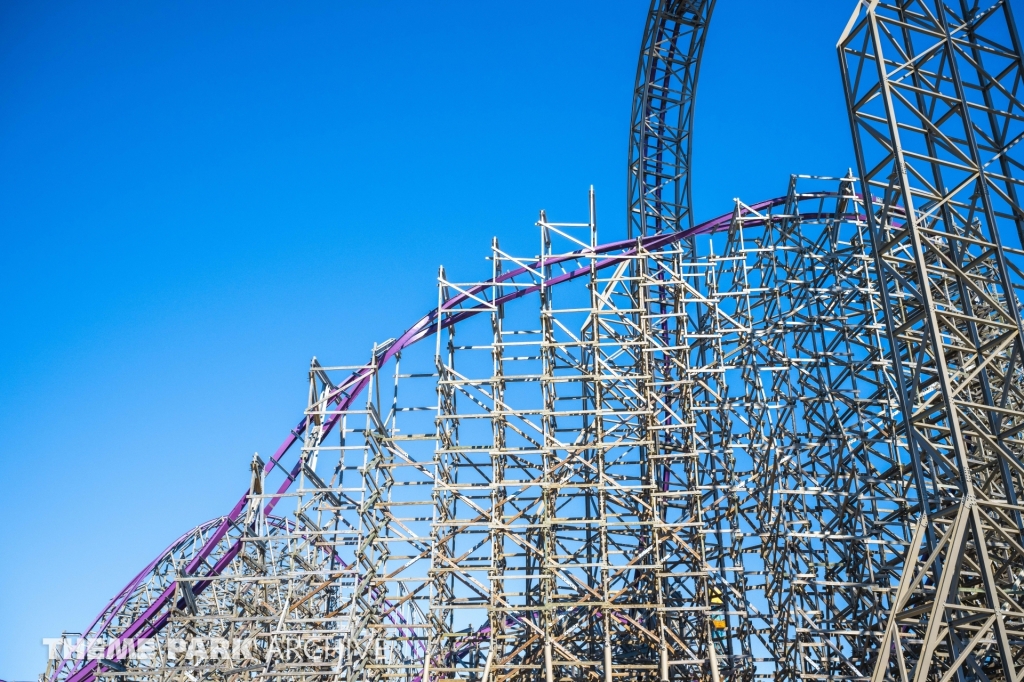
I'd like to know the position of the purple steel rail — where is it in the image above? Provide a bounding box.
[62,192,894,682]
[46,518,226,682]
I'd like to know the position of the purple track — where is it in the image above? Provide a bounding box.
[59,192,880,682]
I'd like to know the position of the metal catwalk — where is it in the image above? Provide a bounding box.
[43,1,1024,681]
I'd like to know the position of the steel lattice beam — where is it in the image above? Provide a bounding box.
[628,0,715,239]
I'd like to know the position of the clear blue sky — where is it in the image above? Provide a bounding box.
[1,0,860,677]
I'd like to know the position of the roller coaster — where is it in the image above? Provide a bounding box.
[39,1,1024,681]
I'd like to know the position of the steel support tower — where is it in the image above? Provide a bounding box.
[840,1,1024,680]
